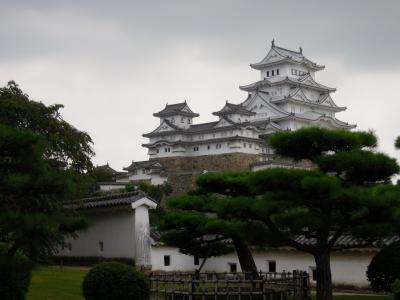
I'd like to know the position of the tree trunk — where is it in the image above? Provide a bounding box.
[198,258,207,273]
[232,237,258,277]
[313,250,333,300]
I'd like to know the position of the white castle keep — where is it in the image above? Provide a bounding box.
[99,41,355,191]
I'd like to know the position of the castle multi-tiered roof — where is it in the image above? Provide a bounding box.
[142,41,354,160]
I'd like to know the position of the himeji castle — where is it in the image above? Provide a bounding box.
[98,41,355,192]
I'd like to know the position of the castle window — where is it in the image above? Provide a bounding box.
[249,143,252,148]
[165,147,171,153]
[98,241,104,253]
[310,267,317,281]
[271,70,275,76]
[193,146,199,152]
[188,119,191,124]
[228,262,237,273]
[277,69,280,75]
[216,144,222,149]
[156,149,159,154]
[266,71,270,77]
[207,145,210,150]
[164,255,171,266]
[142,169,146,174]
[267,260,276,273]
[181,117,184,123]
[243,143,247,148]
[194,256,200,266]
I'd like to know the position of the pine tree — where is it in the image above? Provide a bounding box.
[161,127,400,300]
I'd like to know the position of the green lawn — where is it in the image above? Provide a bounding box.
[27,266,88,300]
[27,266,391,300]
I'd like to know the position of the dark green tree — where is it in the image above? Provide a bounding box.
[161,213,232,273]
[0,81,95,199]
[159,176,263,275]
[162,127,400,300]
[0,81,93,260]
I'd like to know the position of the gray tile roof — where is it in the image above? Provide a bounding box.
[153,102,199,118]
[213,102,256,117]
[294,234,399,249]
[250,43,324,71]
[123,160,164,171]
[64,191,151,210]
[151,229,398,250]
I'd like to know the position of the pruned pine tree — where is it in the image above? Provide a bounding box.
[161,127,400,300]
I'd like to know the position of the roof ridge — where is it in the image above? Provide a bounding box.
[68,190,144,204]
[273,45,302,55]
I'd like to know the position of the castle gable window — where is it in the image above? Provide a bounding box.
[193,146,199,151]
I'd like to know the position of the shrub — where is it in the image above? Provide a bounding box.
[367,241,400,292]
[52,255,135,267]
[0,243,34,300]
[82,262,149,300]
[392,280,400,300]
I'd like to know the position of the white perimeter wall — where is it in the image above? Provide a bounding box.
[58,211,136,259]
[151,247,375,288]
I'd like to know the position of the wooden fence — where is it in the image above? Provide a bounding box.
[149,270,311,300]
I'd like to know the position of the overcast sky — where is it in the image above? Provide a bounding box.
[1,0,400,170]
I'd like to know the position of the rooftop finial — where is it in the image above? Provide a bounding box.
[299,46,303,54]
[271,39,275,47]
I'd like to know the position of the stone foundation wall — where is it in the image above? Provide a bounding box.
[157,153,259,173]
[156,153,259,195]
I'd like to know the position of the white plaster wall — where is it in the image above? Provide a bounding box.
[151,247,198,271]
[151,247,375,288]
[59,211,136,259]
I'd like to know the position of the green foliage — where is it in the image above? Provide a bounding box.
[268,127,377,161]
[82,262,149,300]
[0,81,94,173]
[138,182,172,202]
[367,242,400,292]
[162,127,400,300]
[0,82,92,261]
[318,150,399,184]
[93,167,114,183]
[392,279,400,300]
[396,137,400,150]
[0,243,34,300]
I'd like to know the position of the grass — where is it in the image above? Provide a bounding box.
[26,266,392,300]
[27,266,88,300]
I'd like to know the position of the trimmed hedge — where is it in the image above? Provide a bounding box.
[0,243,34,300]
[392,280,400,300]
[82,262,149,300]
[367,241,400,292]
[52,256,135,267]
